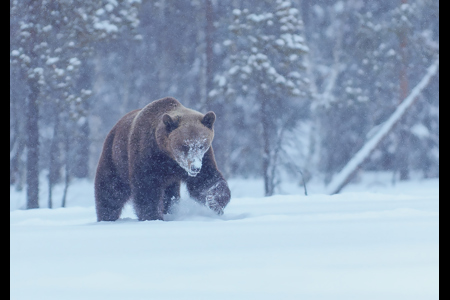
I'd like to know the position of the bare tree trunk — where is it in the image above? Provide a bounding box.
[72,61,93,179]
[61,166,70,208]
[397,0,411,181]
[204,0,214,108]
[10,137,26,189]
[61,124,71,208]
[26,77,40,209]
[48,115,61,208]
[10,93,26,189]
[260,93,273,196]
[326,59,439,194]
[24,1,41,210]
[221,101,232,179]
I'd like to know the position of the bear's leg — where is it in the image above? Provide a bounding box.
[163,181,181,214]
[186,149,230,215]
[95,171,130,222]
[187,179,230,215]
[132,180,165,221]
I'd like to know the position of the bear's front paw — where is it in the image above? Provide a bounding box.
[204,180,230,215]
[206,194,224,215]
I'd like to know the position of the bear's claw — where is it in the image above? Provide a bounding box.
[203,180,230,215]
[206,194,224,215]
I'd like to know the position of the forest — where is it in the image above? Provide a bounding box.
[10,0,439,208]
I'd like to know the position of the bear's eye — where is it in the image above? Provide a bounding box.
[181,145,189,153]
[199,145,204,150]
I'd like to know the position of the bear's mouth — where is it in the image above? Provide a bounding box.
[175,157,203,177]
[187,160,202,177]
[187,170,200,177]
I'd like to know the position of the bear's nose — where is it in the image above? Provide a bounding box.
[190,165,201,173]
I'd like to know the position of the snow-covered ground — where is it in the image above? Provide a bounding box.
[10,173,439,300]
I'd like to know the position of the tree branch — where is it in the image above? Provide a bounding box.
[326,58,439,194]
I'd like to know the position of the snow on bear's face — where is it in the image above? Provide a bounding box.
[162,112,215,177]
[172,137,210,177]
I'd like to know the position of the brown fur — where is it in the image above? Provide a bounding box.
[94,97,231,221]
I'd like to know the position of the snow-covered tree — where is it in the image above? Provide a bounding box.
[10,0,141,208]
[10,0,439,201]
[212,0,310,196]
[305,1,439,184]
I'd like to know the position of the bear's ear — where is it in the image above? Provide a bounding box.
[202,111,216,129]
[163,114,179,132]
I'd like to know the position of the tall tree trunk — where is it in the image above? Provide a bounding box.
[260,93,273,196]
[10,92,26,189]
[397,0,411,181]
[25,0,41,209]
[61,122,71,208]
[72,59,93,178]
[26,77,40,209]
[72,118,90,178]
[204,0,214,109]
[221,100,232,179]
[48,115,61,208]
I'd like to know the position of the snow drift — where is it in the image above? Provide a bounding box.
[10,175,439,300]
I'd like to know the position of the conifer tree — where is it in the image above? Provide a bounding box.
[212,0,310,195]
[10,0,141,208]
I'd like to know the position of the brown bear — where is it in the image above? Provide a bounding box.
[94,97,231,221]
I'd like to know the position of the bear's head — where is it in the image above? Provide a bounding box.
[159,111,216,177]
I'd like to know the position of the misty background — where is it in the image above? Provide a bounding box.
[10,0,439,208]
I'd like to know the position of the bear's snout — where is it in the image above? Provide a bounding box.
[172,138,209,177]
[186,157,202,176]
[190,165,201,174]
[174,151,204,177]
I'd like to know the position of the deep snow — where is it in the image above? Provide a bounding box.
[10,174,439,300]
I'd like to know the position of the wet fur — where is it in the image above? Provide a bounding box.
[94,97,230,221]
